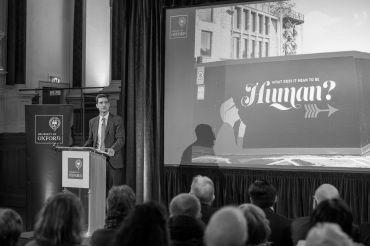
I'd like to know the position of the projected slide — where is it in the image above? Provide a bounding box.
[164,1,370,167]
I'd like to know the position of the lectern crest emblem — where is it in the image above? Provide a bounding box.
[75,159,82,170]
[49,117,61,131]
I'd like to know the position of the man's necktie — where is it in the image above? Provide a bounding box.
[100,118,106,151]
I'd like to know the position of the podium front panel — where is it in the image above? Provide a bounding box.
[62,151,90,188]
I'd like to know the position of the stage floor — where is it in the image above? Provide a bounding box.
[180,154,370,172]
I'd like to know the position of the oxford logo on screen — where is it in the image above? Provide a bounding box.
[169,15,188,39]
[35,115,63,144]
[68,158,83,179]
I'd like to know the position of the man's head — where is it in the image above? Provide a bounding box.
[169,193,201,218]
[248,180,277,209]
[313,184,339,209]
[190,175,215,205]
[305,223,353,246]
[194,124,216,147]
[204,206,247,246]
[96,94,110,115]
[0,208,23,246]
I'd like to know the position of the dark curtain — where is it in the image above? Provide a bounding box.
[6,0,26,85]
[163,166,370,225]
[72,0,83,87]
[120,0,164,202]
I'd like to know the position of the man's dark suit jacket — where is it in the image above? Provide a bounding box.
[263,208,293,246]
[291,216,310,246]
[360,223,370,246]
[83,113,124,169]
[200,203,218,225]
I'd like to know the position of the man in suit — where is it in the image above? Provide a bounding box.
[84,94,124,189]
[248,180,292,246]
[291,183,340,246]
[189,175,218,225]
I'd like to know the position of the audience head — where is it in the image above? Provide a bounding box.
[313,184,339,208]
[248,180,277,209]
[239,203,271,246]
[0,208,23,246]
[169,193,201,218]
[105,185,136,229]
[305,223,354,246]
[34,192,84,246]
[310,198,353,237]
[204,206,247,246]
[190,175,215,205]
[115,201,169,246]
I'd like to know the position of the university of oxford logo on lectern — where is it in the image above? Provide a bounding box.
[49,117,61,131]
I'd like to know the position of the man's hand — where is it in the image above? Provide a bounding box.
[107,148,115,157]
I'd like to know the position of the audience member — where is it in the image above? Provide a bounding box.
[169,193,201,218]
[291,183,340,245]
[26,192,84,246]
[169,193,205,246]
[91,185,136,246]
[114,201,169,246]
[204,206,247,246]
[248,180,292,246]
[310,198,359,241]
[239,203,271,246]
[190,175,218,224]
[0,208,23,246]
[305,223,354,246]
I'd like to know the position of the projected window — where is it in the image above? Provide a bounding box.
[201,30,212,57]
[233,37,240,58]
[251,12,256,32]
[243,38,248,58]
[244,10,249,30]
[265,16,269,35]
[198,8,213,22]
[251,40,256,58]
[265,42,269,57]
[234,7,241,29]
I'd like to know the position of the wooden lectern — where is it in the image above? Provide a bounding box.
[56,146,108,236]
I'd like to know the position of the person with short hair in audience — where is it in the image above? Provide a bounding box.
[304,223,355,246]
[190,175,217,225]
[204,206,247,246]
[248,180,292,246]
[0,208,23,246]
[239,203,271,246]
[309,198,359,242]
[169,193,205,246]
[26,192,84,246]
[91,185,136,246]
[291,183,340,245]
[114,201,169,246]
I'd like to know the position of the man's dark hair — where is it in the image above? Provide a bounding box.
[0,208,23,246]
[96,94,109,103]
[310,198,353,237]
[248,180,277,208]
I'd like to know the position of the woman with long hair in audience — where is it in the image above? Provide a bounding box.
[239,203,271,246]
[91,185,136,246]
[114,201,169,246]
[26,192,84,246]
[310,198,360,242]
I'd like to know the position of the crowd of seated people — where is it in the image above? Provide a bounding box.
[1,176,370,246]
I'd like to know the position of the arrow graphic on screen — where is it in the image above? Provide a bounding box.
[304,104,338,119]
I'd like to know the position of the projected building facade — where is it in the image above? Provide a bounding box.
[195,3,304,62]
